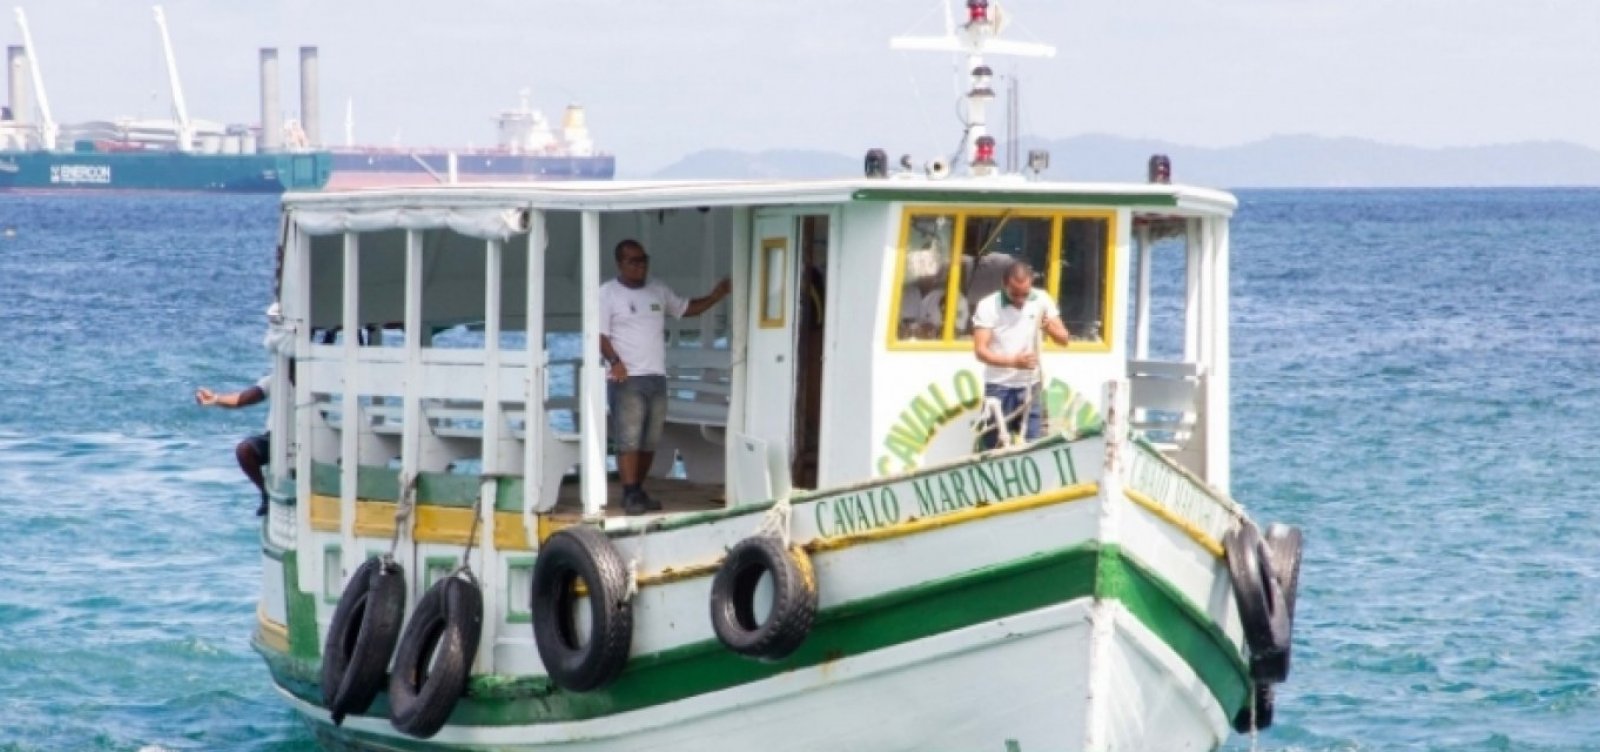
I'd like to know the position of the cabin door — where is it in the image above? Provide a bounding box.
[742,213,803,491]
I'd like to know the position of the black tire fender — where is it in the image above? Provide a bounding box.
[709,537,818,661]
[321,557,406,726]
[530,526,634,692]
[387,574,483,739]
[1224,522,1292,683]
[1265,523,1303,622]
[1231,682,1275,733]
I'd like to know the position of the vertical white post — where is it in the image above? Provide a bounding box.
[476,237,504,671]
[293,227,316,595]
[1082,377,1131,752]
[1134,224,1153,360]
[339,232,361,579]
[1182,218,1202,363]
[701,208,717,349]
[399,230,423,601]
[1206,220,1231,491]
[723,207,751,505]
[1198,219,1216,367]
[524,210,547,518]
[579,211,607,519]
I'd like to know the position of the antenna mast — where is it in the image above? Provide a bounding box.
[890,0,1054,176]
[152,6,193,152]
[13,8,56,150]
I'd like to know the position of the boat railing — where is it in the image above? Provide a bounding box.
[1127,358,1204,453]
[299,339,733,511]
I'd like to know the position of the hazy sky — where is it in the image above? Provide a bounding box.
[7,0,1597,175]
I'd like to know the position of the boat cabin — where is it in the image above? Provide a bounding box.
[266,179,1235,529]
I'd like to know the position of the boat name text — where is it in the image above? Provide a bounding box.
[814,446,1080,538]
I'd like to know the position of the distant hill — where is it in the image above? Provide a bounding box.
[650,136,1600,188]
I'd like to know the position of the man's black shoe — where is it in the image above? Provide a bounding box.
[639,489,663,511]
[622,489,650,516]
[256,496,269,517]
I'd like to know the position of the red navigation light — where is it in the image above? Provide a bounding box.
[975,135,997,165]
[968,0,989,23]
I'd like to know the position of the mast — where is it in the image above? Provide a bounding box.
[12,8,56,150]
[889,0,1054,176]
[152,6,192,152]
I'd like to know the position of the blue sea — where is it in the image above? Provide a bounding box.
[1,189,1597,750]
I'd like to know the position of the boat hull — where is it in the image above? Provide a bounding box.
[0,150,331,192]
[256,434,1251,752]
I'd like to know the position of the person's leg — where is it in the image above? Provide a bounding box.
[635,376,669,510]
[1022,384,1044,442]
[238,433,270,515]
[980,383,1008,450]
[609,380,650,513]
[1000,386,1027,446]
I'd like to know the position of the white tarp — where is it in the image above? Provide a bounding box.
[290,206,531,240]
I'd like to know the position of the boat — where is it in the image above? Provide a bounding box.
[251,3,1303,749]
[325,93,616,190]
[0,7,330,193]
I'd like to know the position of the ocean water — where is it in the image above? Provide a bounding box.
[0,189,1597,750]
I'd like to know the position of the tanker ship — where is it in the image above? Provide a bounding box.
[326,92,615,189]
[0,8,329,193]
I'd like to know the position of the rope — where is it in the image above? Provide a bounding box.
[624,520,649,602]
[753,495,794,547]
[452,491,485,581]
[384,471,419,569]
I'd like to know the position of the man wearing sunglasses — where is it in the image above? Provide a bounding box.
[599,239,732,515]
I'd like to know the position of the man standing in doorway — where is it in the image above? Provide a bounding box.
[600,239,732,515]
[971,260,1070,450]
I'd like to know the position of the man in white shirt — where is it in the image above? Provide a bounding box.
[971,260,1070,450]
[600,239,731,515]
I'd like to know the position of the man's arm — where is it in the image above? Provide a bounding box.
[1043,314,1071,346]
[195,385,266,408]
[600,334,627,382]
[683,278,732,317]
[973,328,1035,370]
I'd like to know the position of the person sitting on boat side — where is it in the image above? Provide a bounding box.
[971,261,1070,450]
[600,239,732,515]
[194,374,273,516]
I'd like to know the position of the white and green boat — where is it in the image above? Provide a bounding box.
[251,4,1302,749]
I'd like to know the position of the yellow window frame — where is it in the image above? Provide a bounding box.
[886,205,1118,353]
[758,236,789,329]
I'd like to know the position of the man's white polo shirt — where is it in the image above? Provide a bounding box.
[600,278,689,376]
[971,289,1058,387]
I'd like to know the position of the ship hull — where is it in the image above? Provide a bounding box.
[0,150,330,192]
[326,151,615,189]
[255,434,1251,752]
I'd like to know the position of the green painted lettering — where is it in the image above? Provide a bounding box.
[954,370,982,408]
[881,487,902,523]
[998,459,1026,498]
[815,500,833,538]
[912,477,939,517]
[833,500,853,535]
[1052,447,1079,484]
[970,463,1002,501]
[929,383,958,420]
[948,469,973,508]
[910,396,944,438]
[1020,457,1043,495]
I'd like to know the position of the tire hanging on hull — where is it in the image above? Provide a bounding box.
[709,536,818,661]
[1224,522,1294,683]
[530,526,634,692]
[321,557,406,726]
[388,574,484,739]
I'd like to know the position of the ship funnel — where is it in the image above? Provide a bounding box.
[561,104,593,157]
[299,46,320,148]
[6,46,28,126]
[259,48,281,151]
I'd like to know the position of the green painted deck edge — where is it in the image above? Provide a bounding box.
[851,188,1180,207]
[309,462,521,511]
[282,550,321,661]
[264,539,1243,728]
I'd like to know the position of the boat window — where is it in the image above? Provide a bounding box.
[759,237,788,328]
[891,209,1114,349]
[894,213,957,341]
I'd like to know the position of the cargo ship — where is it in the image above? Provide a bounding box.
[326,93,615,189]
[0,7,330,193]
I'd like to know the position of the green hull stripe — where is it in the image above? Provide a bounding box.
[261,541,1247,729]
[1102,546,1250,716]
[851,188,1180,207]
[282,550,321,661]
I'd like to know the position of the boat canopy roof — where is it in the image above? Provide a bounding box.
[284,178,1237,239]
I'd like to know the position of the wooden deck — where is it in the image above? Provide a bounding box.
[548,477,725,519]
